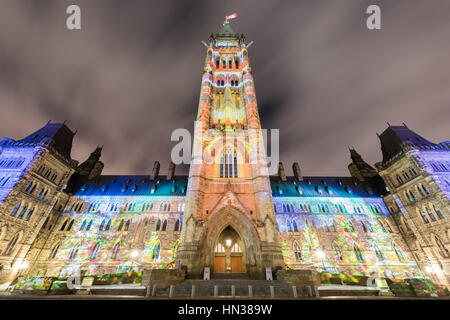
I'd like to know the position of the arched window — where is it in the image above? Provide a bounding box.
[90,242,100,259]
[422,184,430,195]
[385,221,392,233]
[161,220,167,231]
[155,219,161,231]
[124,220,130,231]
[49,243,60,259]
[10,202,21,217]
[174,219,180,232]
[433,205,444,219]
[292,221,298,232]
[231,243,242,253]
[105,219,111,231]
[17,204,28,219]
[3,233,19,255]
[60,219,68,231]
[99,219,106,231]
[152,242,160,262]
[80,219,87,231]
[287,221,292,232]
[361,221,367,233]
[293,242,302,261]
[25,182,33,192]
[67,219,74,231]
[379,221,387,233]
[86,220,93,231]
[419,210,429,224]
[25,207,35,221]
[112,242,120,260]
[435,236,449,258]
[393,245,407,262]
[215,243,225,253]
[69,245,79,260]
[333,243,343,261]
[118,219,124,231]
[426,207,437,222]
[353,245,364,262]
[374,246,385,262]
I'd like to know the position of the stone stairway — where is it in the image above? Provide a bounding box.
[154,279,298,298]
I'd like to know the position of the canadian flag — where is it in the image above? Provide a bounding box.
[226,13,238,20]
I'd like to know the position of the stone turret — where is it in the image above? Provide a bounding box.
[348,148,377,182]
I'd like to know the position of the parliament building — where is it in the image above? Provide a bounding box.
[0,22,449,288]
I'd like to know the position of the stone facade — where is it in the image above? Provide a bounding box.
[376,124,450,286]
[0,23,448,289]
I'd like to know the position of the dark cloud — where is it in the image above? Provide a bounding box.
[0,0,449,176]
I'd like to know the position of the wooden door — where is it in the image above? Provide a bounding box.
[214,256,226,273]
[230,256,242,273]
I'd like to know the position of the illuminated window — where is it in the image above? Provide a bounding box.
[426,207,437,222]
[112,242,120,260]
[90,242,100,259]
[231,243,242,253]
[422,185,430,195]
[435,236,449,258]
[215,243,225,253]
[49,243,60,259]
[105,219,111,231]
[3,233,19,255]
[10,202,21,217]
[152,242,160,261]
[419,210,429,224]
[86,220,93,231]
[374,246,385,262]
[353,245,364,262]
[17,204,28,219]
[333,244,343,261]
[292,221,298,232]
[79,219,86,231]
[124,220,130,231]
[25,207,34,221]
[433,205,444,219]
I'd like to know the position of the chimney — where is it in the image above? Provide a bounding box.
[278,162,287,181]
[151,161,160,180]
[167,161,176,180]
[293,162,302,181]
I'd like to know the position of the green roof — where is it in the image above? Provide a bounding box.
[216,22,238,38]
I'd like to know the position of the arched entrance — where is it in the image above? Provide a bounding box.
[213,226,244,273]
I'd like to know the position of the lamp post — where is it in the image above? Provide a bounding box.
[316,250,326,271]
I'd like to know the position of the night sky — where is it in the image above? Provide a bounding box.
[1,0,449,177]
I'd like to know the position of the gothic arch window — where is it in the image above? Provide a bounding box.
[435,236,449,258]
[90,242,100,259]
[433,205,444,219]
[393,244,407,262]
[333,243,343,261]
[10,202,21,217]
[67,219,75,231]
[161,220,167,231]
[361,221,367,233]
[384,221,393,233]
[374,246,385,262]
[426,207,437,222]
[99,219,106,231]
[112,242,120,260]
[86,220,93,231]
[293,242,302,261]
[215,243,225,253]
[117,219,124,231]
[25,182,33,192]
[155,219,161,231]
[353,245,364,262]
[152,242,160,262]
[292,221,298,232]
[49,243,61,259]
[3,233,20,255]
[124,220,130,231]
[419,209,430,224]
[231,243,242,253]
[378,220,387,233]
[60,219,68,231]
[105,219,111,231]
[422,184,430,195]
[174,219,180,232]
[17,204,29,219]
[80,219,87,231]
[287,221,292,232]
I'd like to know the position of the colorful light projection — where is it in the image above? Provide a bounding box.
[44,198,182,277]
[275,196,421,279]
